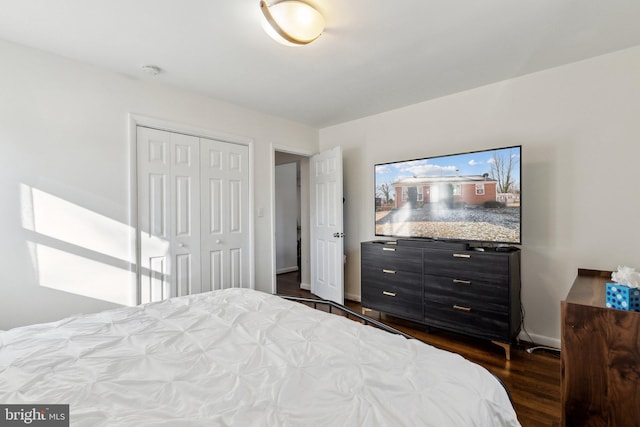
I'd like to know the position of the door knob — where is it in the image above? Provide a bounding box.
[178,243,185,248]
[332,232,344,238]
[216,239,222,244]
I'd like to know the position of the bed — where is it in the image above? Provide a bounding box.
[0,288,520,426]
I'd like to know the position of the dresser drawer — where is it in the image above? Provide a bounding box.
[361,269,422,321]
[361,243,422,273]
[424,274,508,312]
[424,299,510,342]
[423,249,509,282]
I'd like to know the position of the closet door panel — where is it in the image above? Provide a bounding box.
[137,127,200,302]
[170,133,201,297]
[138,127,171,303]
[200,139,249,291]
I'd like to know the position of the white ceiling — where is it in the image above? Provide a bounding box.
[1,0,640,128]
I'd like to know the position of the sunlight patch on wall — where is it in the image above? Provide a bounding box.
[23,185,133,262]
[35,245,135,305]
[20,184,136,306]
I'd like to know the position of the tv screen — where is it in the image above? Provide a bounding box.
[375,145,521,245]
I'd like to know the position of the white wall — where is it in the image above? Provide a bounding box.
[319,46,640,346]
[275,162,298,273]
[0,39,318,330]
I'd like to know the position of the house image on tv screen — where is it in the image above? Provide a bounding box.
[374,146,521,243]
[392,173,500,209]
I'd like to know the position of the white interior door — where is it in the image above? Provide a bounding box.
[310,146,344,304]
[200,138,250,291]
[137,127,201,302]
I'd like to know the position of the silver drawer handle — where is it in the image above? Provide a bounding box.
[382,269,396,274]
[453,305,471,312]
[453,279,471,285]
[382,247,396,252]
[453,253,471,258]
[382,291,396,297]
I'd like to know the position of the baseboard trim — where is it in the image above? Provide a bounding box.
[345,291,360,303]
[276,266,299,275]
[519,331,560,349]
[299,282,310,291]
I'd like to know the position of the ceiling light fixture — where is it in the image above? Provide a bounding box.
[260,0,325,46]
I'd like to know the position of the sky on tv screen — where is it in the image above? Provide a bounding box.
[375,147,520,185]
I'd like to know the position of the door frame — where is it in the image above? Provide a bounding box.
[269,144,314,295]
[129,114,255,304]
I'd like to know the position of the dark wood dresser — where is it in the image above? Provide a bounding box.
[561,269,640,426]
[361,240,521,359]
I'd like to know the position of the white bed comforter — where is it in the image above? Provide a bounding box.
[0,288,520,426]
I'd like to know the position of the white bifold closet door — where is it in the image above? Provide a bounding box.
[200,138,249,292]
[137,126,249,303]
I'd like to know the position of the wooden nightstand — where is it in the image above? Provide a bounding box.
[561,268,640,426]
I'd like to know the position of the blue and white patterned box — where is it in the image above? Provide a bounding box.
[605,283,640,312]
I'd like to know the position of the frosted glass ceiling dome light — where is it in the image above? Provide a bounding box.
[260,0,325,46]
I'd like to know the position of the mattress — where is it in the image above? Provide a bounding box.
[0,288,520,426]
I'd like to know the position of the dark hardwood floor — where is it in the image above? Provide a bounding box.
[277,272,561,427]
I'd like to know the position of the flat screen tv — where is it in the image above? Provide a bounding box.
[374,145,521,245]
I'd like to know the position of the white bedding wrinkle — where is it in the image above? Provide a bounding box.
[0,288,520,426]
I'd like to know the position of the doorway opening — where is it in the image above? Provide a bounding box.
[274,151,309,296]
